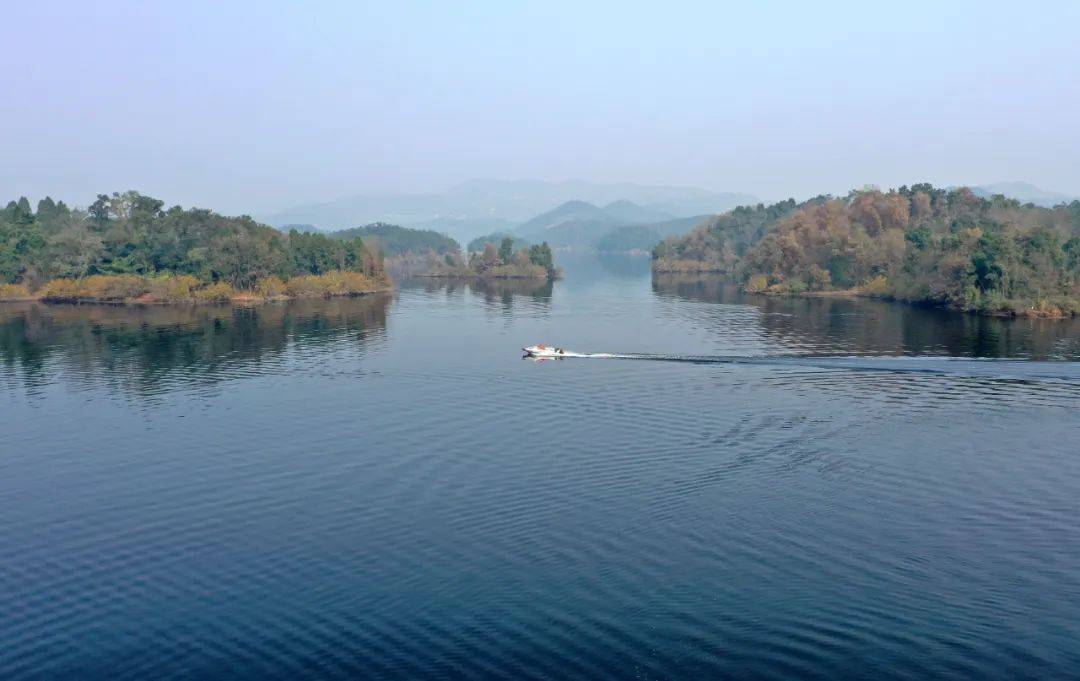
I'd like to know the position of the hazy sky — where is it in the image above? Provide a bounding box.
[5,0,1079,213]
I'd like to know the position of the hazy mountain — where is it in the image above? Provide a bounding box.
[265,193,453,232]
[593,225,664,253]
[409,216,516,240]
[262,179,757,244]
[517,200,612,236]
[601,199,674,225]
[516,200,646,248]
[634,214,712,239]
[517,199,713,250]
[448,179,755,219]
[593,216,711,253]
[533,219,623,248]
[970,181,1076,207]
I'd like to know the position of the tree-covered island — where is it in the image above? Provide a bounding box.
[0,191,391,303]
[653,184,1080,317]
[423,237,560,280]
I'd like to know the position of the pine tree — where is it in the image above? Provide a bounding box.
[498,237,514,265]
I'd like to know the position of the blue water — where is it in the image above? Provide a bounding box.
[3,255,1080,679]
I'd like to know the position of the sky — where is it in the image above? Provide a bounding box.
[4,0,1080,214]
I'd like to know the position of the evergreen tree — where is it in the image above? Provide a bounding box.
[36,197,57,222]
[0,191,384,288]
[528,242,555,277]
[498,237,514,264]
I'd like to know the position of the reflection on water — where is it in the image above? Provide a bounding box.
[456,276,551,306]
[3,259,1080,679]
[653,273,1080,360]
[399,276,553,319]
[596,252,653,279]
[0,295,390,397]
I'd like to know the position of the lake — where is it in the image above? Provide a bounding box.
[3,254,1080,679]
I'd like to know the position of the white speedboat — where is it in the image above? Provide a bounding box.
[523,344,567,358]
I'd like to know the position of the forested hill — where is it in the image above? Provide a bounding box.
[509,198,714,251]
[329,223,461,256]
[0,191,383,291]
[594,215,712,253]
[468,232,530,253]
[653,185,1080,316]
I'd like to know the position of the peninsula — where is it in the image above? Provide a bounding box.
[0,191,391,304]
[653,184,1080,317]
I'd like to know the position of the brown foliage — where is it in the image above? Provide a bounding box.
[659,184,1080,314]
[0,283,33,300]
[852,191,910,235]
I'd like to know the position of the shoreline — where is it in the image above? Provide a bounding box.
[0,287,393,306]
[652,271,1078,319]
[0,271,393,307]
[414,273,554,281]
[754,288,1076,318]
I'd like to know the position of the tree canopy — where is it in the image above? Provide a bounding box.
[654,185,1080,314]
[329,222,460,256]
[0,191,383,289]
[467,232,531,253]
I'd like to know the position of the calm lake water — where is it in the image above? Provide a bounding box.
[3,254,1080,679]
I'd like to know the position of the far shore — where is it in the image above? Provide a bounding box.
[748,287,1074,318]
[651,271,1078,319]
[0,288,392,307]
[413,273,556,281]
[0,272,393,306]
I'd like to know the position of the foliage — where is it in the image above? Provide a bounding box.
[527,242,557,277]
[146,274,201,301]
[282,271,389,298]
[654,185,1080,315]
[190,281,238,302]
[653,199,802,271]
[745,274,769,293]
[40,275,149,302]
[467,232,530,253]
[31,270,387,303]
[424,240,558,280]
[0,191,387,295]
[330,222,460,256]
[863,275,890,296]
[255,276,288,298]
[0,283,32,300]
[498,237,515,264]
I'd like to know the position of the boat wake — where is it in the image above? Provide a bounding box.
[524,350,1080,381]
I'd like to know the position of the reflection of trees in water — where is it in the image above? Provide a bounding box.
[596,253,652,279]
[0,295,391,395]
[651,274,1080,359]
[398,276,552,314]
[469,278,553,312]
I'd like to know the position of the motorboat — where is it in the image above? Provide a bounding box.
[522,344,567,358]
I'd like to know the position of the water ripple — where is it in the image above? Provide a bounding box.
[3,267,1080,678]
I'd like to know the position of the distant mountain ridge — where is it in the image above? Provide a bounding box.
[599,199,675,225]
[594,216,713,253]
[328,223,460,256]
[265,179,1077,252]
[516,199,711,251]
[516,200,614,238]
[969,181,1077,208]
[262,179,757,244]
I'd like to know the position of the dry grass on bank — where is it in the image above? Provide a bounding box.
[651,258,728,274]
[8,271,390,305]
[278,271,391,297]
[0,283,34,301]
